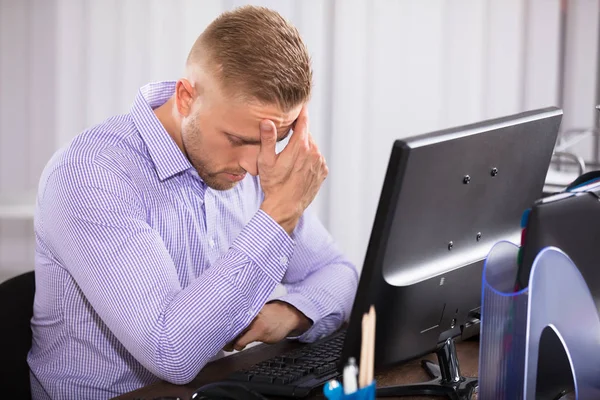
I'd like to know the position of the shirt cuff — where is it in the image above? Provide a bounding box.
[230,209,295,283]
[276,292,322,341]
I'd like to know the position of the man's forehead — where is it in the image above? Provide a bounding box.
[266,108,301,129]
[276,120,294,133]
[220,101,302,143]
[252,104,301,138]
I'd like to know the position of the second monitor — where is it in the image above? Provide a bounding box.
[341,107,563,398]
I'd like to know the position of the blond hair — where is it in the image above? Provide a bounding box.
[187,6,312,111]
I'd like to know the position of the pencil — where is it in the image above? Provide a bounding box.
[359,312,369,388]
[367,305,376,385]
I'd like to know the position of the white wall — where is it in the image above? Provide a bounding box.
[0,0,580,282]
[561,0,600,161]
[327,0,562,266]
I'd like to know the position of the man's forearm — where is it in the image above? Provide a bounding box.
[278,262,358,342]
[149,210,295,383]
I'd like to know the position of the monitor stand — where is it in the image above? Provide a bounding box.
[375,338,478,400]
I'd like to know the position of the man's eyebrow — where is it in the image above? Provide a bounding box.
[225,128,292,144]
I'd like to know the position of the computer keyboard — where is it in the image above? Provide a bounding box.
[225,330,346,398]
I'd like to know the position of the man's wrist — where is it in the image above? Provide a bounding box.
[260,200,300,235]
[271,300,312,336]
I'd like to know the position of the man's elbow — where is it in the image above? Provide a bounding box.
[152,360,202,385]
[150,344,213,385]
[345,260,359,289]
[160,370,197,386]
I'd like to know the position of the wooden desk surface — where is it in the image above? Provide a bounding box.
[115,338,479,400]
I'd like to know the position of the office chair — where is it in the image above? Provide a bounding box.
[0,271,35,399]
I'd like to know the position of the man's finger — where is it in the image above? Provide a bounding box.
[307,131,318,150]
[288,105,309,149]
[223,342,235,352]
[224,324,250,352]
[259,119,277,166]
[234,326,262,351]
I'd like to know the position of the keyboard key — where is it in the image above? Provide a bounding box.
[274,377,288,385]
[299,356,321,363]
[251,375,274,384]
[229,372,252,382]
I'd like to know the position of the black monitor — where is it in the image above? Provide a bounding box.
[340,107,563,398]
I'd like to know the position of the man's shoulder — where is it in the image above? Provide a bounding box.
[38,114,148,196]
[43,115,148,183]
[60,114,143,165]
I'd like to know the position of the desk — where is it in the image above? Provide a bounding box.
[115,338,479,400]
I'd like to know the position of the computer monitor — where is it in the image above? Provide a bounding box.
[340,107,563,398]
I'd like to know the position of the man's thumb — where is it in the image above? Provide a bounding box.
[259,119,277,156]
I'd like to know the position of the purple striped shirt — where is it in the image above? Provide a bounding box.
[28,81,358,399]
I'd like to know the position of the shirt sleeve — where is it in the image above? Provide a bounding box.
[38,163,294,385]
[275,208,359,343]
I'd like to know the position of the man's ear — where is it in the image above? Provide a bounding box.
[175,79,196,117]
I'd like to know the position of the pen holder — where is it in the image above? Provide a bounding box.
[479,240,600,398]
[323,380,376,400]
[478,241,528,400]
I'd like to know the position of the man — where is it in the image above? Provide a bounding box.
[28,5,358,399]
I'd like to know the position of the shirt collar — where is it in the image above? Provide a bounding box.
[130,81,192,181]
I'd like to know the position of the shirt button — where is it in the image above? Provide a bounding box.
[209,238,216,248]
[279,255,289,265]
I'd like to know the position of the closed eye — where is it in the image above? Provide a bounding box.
[224,129,291,146]
[226,134,245,147]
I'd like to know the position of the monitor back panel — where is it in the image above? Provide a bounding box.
[342,107,563,368]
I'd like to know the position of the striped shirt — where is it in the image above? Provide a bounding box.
[28,81,358,399]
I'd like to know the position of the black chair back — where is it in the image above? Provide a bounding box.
[0,271,35,399]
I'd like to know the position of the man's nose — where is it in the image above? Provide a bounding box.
[239,150,259,176]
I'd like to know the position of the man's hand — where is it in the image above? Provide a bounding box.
[258,106,328,234]
[224,301,312,352]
